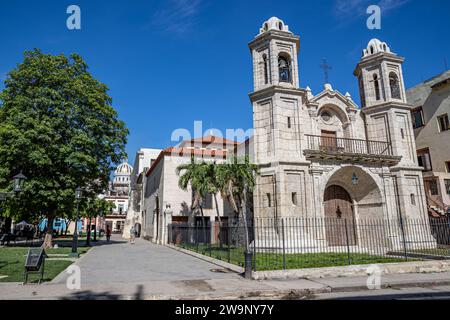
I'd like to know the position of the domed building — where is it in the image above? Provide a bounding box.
[112,161,133,196]
[103,160,133,233]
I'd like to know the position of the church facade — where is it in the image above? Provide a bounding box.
[249,17,435,249]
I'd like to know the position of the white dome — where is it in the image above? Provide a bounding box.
[115,162,133,175]
[363,39,392,57]
[260,17,290,34]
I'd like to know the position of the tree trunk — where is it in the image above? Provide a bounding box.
[64,219,69,236]
[241,187,250,252]
[199,204,208,245]
[213,193,222,247]
[93,216,97,242]
[43,216,54,249]
[86,216,92,246]
[3,217,12,234]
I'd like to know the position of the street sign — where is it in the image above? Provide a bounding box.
[24,248,47,284]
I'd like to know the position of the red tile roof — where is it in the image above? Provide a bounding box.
[145,141,235,178]
[189,135,239,145]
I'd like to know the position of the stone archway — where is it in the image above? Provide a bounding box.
[323,166,384,247]
[324,185,357,246]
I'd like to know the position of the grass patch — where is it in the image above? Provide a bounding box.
[178,244,408,271]
[255,252,407,270]
[0,246,90,283]
[410,248,450,257]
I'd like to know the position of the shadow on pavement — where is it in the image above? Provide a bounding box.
[5,239,125,248]
[61,285,145,300]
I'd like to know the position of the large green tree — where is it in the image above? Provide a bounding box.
[0,49,128,248]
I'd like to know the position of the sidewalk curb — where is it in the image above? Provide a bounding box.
[165,244,244,274]
[253,260,450,280]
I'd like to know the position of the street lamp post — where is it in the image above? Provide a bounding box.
[70,187,83,257]
[0,172,27,234]
[0,171,27,200]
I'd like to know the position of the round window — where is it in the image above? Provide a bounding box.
[321,111,332,122]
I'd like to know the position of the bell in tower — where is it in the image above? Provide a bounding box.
[249,17,300,92]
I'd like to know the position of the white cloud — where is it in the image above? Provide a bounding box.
[151,0,204,36]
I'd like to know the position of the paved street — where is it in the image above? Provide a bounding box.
[1,235,450,300]
[313,286,450,300]
[53,235,240,285]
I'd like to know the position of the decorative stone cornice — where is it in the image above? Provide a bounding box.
[306,102,319,117]
[249,30,300,52]
[354,53,405,76]
[249,85,306,103]
[310,87,360,110]
[361,102,413,115]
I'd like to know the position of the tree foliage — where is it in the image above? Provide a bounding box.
[0,49,128,246]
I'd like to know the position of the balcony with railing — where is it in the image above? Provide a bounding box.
[304,135,401,165]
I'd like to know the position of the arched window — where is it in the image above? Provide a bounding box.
[359,77,366,108]
[262,54,269,84]
[373,74,381,101]
[389,72,401,99]
[278,56,291,83]
[370,46,374,54]
[278,22,283,30]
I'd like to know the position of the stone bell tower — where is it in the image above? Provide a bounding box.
[249,17,305,165]
[249,17,300,92]
[354,38,416,166]
[249,17,308,219]
[354,39,429,222]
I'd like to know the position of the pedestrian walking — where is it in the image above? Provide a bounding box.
[129,226,136,244]
[106,225,111,242]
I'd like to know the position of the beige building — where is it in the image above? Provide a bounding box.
[123,148,161,239]
[248,17,434,249]
[142,137,238,244]
[407,70,450,216]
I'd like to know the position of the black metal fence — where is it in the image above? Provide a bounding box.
[168,216,450,271]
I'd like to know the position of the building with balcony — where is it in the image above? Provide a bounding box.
[249,17,434,249]
[406,70,450,217]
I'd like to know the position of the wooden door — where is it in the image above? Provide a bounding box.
[321,130,337,152]
[324,185,357,246]
[171,216,188,244]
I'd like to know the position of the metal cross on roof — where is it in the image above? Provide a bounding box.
[320,58,332,84]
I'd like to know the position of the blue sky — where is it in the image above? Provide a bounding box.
[1,0,449,164]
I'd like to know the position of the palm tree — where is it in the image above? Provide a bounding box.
[215,156,258,252]
[204,162,224,243]
[176,156,209,232]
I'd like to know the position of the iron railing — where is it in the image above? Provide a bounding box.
[168,217,450,271]
[305,135,393,156]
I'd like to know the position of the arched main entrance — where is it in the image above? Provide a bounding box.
[324,185,357,246]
